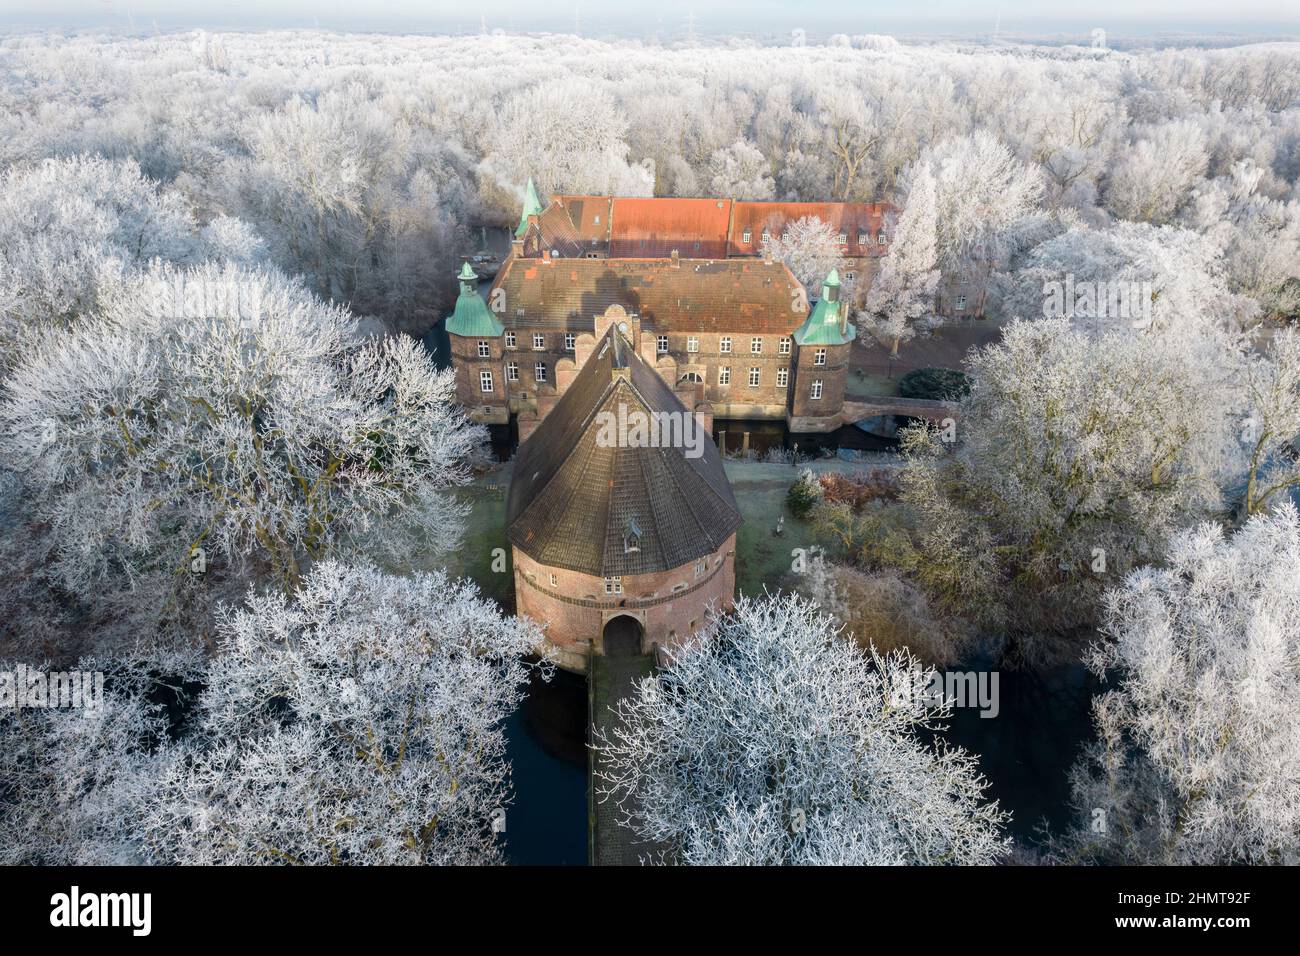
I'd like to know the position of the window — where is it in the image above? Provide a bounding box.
[742,230,752,243]
[693,241,700,251]
[506,361,519,381]
[858,232,868,245]
[844,271,856,281]
[564,332,576,351]
[750,337,763,354]
[586,253,600,259]
[687,336,699,353]
[694,557,706,579]
[956,295,968,310]
[811,379,823,400]
[532,333,545,350]
[878,234,887,245]
[593,215,600,224]
[814,348,827,366]
[603,576,623,595]
[720,336,732,354]
[748,367,761,388]
[504,331,516,348]
[657,335,669,354]
[761,229,770,242]
[837,232,847,244]
[534,362,547,383]
[776,368,789,388]
[479,370,494,393]
[550,573,558,586]
[778,337,792,355]
[719,366,731,386]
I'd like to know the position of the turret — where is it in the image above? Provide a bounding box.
[793,268,854,346]
[445,262,504,338]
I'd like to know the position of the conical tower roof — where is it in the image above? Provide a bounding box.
[515,177,543,238]
[507,328,741,577]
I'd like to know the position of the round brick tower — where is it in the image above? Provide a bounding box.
[506,325,741,670]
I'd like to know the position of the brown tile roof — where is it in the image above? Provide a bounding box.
[728,201,897,257]
[609,197,733,258]
[490,256,807,334]
[507,328,741,577]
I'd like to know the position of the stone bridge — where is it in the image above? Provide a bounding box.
[840,396,960,426]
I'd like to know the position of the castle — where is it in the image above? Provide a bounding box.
[444,185,906,666]
[445,184,902,437]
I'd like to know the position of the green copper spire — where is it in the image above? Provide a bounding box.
[445,262,504,338]
[515,177,543,238]
[793,268,854,346]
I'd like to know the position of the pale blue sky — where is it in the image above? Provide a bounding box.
[2,0,1297,36]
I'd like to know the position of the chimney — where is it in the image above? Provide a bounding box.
[542,248,552,264]
[670,248,680,268]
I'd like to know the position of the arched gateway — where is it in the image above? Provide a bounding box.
[602,615,644,657]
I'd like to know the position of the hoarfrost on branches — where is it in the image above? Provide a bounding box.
[596,592,1009,865]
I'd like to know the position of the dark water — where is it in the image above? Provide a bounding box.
[937,652,1099,846]
[714,417,898,458]
[501,665,589,865]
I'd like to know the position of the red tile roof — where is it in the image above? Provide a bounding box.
[609,197,733,259]
[523,195,900,263]
[728,201,897,257]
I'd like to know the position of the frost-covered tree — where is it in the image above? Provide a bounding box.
[861,163,940,354]
[760,215,843,291]
[1057,505,1300,864]
[1183,160,1300,321]
[0,653,191,865]
[1104,120,1209,225]
[481,79,650,213]
[1241,328,1300,517]
[0,261,486,609]
[0,156,197,360]
[887,319,1237,663]
[706,139,775,199]
[140,561,546,865]
[596,593,1009,865]
[1000,221,1249,338]
[925,132,1045,277]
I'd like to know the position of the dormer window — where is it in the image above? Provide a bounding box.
[623,518,642,554]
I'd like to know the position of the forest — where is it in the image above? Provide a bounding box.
[1,28,1299,866]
